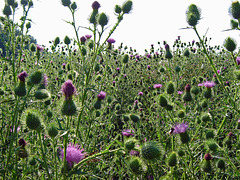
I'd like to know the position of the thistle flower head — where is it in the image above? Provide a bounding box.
[153,84,162,89]
[17,71,28,82]
[19,138,27,148]
[173,122,189,134]
[36,44,44,52]
[97,91,106,100]
[85,34,92,39]
[203,81,216,88]
[59,143,86,168]
[61,80,77,100]
[107,38,116,44]
[92,1,100,10]
[204,153,213,160]
[122,129,134,136]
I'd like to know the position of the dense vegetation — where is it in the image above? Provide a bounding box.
[1,0,240,179]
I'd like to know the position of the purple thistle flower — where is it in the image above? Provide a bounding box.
[203,81,216,88]
[17,71,28,82]
[204,153,213,160]
[60,143,86,167]
[236,57,240,65]
[147,65,151,69]
[97,91,106,100]
[92,1,100,10]
[85,34,92,39]
[153,84,162,89]
[42,74,48,87]
[165,44,170,50]
[61,80,77,100]
[178,91,183,95]
[185,84,191,92]
[80,36,87,43]
[136,55,140,60]
[19,138,27,148]
[173,122,189,134]
[130,150,140,156]
[116,67,120,71]
[36,45,44,52]
[238,119,240,123]
[107,38,116,44]
[146,54,151,58]
[122,129,134,136]
[138,92,143,96]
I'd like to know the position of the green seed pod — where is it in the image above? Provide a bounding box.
[89,10,98,24]
[159,94,168,107]
[34,89,51,100]
[64,36,71,45]
[129,157,144,175]
[177,110,185,118]
[94,100,101,109]
[122,54,129,63]
[25,109,42,131]
[234,70,240,80]
[141,141,162,161]
[18,147,28,158]
[61,99,77,116]
[230,1,240,19]
[94,63,100,72]
[201,113,212,123]
[97,12,108,27]
[183,48,190,57]
[179,132,190,144]
[230,19,239,29]
[115,5,122,14]
[124,138,137,151]
[206,139,219,151]
[130,114,140,123]
[7,0,15,6]
[223,37,237,52]
[47,123,58,138]
[71,2,77,10]
[54,37,60,46]
[205,130,215,139]
[166,81,175,94]
[3,5,12,16]
[61,0,71,7]
[183,92,192,102]
[167,152,177,167]
[29,43,36,52]
[216,159,225,170]
[29,70,43,85]
[122,0,133,14]
[15,82,27,97]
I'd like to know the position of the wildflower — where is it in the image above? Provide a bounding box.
[107,38,116,44]
[203,81,216,88]
[85,34,92,39]
[36,45,44,52]
[138,92,143,96]
[19,138,27,148]
[178,91,183,95]
[97,91,106,100]
[153,84,162,89]
[236,56,240,65]
[92,1,100,10]
[61,80,77,100]
[173,122,189,134]
[122,129,134,136]
[60,143,86,168]
[130,150,140,156]
[17,71,28,82]
[80,36,86,44]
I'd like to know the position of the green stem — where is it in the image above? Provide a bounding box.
[63,116,71,179]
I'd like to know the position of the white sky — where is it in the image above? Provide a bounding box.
[1,0,239,54]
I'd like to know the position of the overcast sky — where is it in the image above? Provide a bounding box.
[1,0,239,54]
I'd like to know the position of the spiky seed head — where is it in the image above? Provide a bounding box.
[61,0,71,7]
[122,54,129,63]
[167,152,177,167]
[230,1,240,19]
[3,5,12,16]
[201,113,212,123]
[47,123,58,138]
[24,109,42,131]
[159,94,168,107]
[34,89,51,100]
[29,70,43,85]
[223,37,237,52]
[141,141,162,161]
[122,1,133,14]
[97,12,109,27]
[61,99,77,116]
[64,36,71,45]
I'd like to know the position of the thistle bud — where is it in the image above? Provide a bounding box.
[34,89,51,100]
[129,157,145,175]
[141,141,162,161]
[201,113,212,123]
[159,94,168,107]
[175,66,181,73]
[191,86,200,95]
[92,1,100,10]
[233,70,240,80]
[18,147,28,158]
[15,82,27,97]
[130,114,140,123]
[203,88,212,99]
[97,12,109,27]
[25,109,42,131]
[206,139,219,151]
[19,138,27,148]
[64,36,71,45]
[61,99,77,116]
[167,152,177,167]
[122,0,133,14]
[7,0,15,6]
[230,1,240,19]
[3,5,12,16]
[26,22,31,29]
[115,5,122,14]
[94,63,100,72]
[29,157,37,166]
[177,110,185,118]
[124,138,137,151]
[166,81,175,94]
[29,43,36,52]
[205,130,215,139]
[223,37,237,52]
[71,2,77,10]
[47,123,58,138]
[29,70,43,85]
[61,0,71,7]
[94,100,101,109]
[183,48,190,57]
[89,10,98,24]
[20,0,28,6]
[216,159,225,170]
[54,37,60,46]
[122,54,129,63]
[230,19,239,29]
[165,50,173,59]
